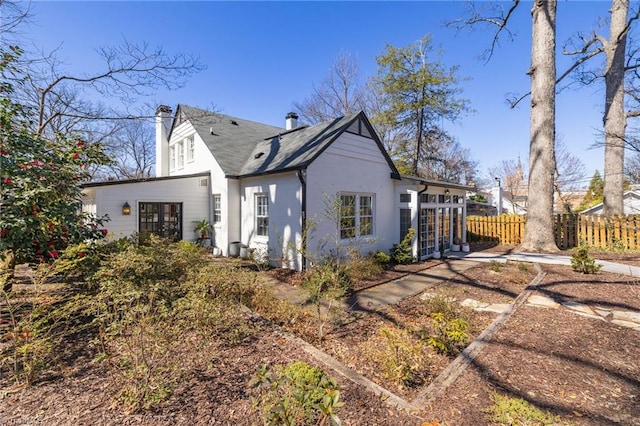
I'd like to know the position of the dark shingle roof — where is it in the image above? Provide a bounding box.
[174,105,284,176]
[238,111,363,177]
[176,105,398,179]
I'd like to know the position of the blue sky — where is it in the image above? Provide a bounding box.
[26,1,618,186]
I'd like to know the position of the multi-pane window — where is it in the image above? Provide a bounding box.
[213,194,221,223]
[340,195,356,239]
[256,194,269,237]
[400,208,412,242]
[138,202,182,241]
[340,193,374,239]
[177,141,184,169]
[400,193,411,203]
[170,146,176,171]
[359,195,373,236]
[186,136,195,162]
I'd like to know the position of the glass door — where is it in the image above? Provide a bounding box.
[420,208,436,258]
[139,202,183,241]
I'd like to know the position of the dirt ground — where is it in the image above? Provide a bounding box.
[1,245,639,425]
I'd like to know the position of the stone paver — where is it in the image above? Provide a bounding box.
[527,294,561,309]
[343,260,478,312]
[263,253,640,331]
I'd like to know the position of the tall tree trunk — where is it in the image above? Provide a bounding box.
[521,0,559,252]
[603,0,628,216]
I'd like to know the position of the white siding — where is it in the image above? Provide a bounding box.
[168,122,216,176]
[84,176,210,242]
[306,132,396,259]
[240,172,302,269]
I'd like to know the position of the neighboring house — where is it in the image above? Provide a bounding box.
[485,186,527,215]
[580,190,640,215]
[81,105,471,270]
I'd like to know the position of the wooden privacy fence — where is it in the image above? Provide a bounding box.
[466,214,640,250]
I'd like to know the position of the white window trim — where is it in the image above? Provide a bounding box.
[213,194,222,224]
[186,136,195,163]
[177,141,184,169]
[169,146,176,171]
[255,193,269,238]
[339,192,375,240]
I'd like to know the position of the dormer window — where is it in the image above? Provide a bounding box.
[177,141,184,169]
[186,136,195,163]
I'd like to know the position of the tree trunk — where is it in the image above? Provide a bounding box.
[521,0,559,252]
[603,0,628,216]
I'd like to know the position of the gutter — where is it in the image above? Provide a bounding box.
[417,182,428,261]
[297,168,307,271]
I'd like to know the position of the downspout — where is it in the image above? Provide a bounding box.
[297,168,307,271]
[417,183,428,261]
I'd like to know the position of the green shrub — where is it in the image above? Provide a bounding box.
[390,228,416,265]
[90,236,258,411]
[426,313,469,356]
[372,251,391,270]
[250,361,343,426]
[371,327,428,387]
[489,260,503,272]
[302,261,351,340]
[571,246,602,274]
[1,234,262,412]
[483,392,567,425]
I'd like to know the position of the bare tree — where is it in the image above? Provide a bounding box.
[521,0,558,251]
[293,51,367,125]
[602,0,633,214]
[554,138,588,212]
[625,151,640,183]
[419,129,478,183]
[19,40,205,139]
[540,1,640,215]
[488,158,526,206]
[452,1,559,250]
[102,119,155,179]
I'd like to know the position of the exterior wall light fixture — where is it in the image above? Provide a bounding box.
[122,201,131,215]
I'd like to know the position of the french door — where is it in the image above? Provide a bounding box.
[419,208,436,258]
[139,202,183,241]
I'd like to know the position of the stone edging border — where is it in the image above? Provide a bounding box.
[411,264,546,407]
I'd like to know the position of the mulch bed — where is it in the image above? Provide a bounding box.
[2,247,640,425]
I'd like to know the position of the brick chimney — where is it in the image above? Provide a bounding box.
[155,105,173,177]
[285,112,298,131]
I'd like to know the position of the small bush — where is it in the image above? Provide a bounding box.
[390,228,416,265]
[91,236,258,411]
[249,286,317,340]
[372,251,391,270]
[250,361,343,426]
[371,327,428,388]
[343,252,384,282]
[302,261,351,340]
[571,246,602,274]
[422,294,459,320]
[489,260,503,272]
[483,392,566,425]
[426,313,469,356]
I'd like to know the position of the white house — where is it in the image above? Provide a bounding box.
[81,105,471,270]
[581,190,640,215]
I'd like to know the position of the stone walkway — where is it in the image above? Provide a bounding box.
[262,252,640,330]
[260,252,640,414]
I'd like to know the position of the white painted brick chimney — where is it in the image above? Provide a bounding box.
[285,112,298,130]
[155,105,173,177]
